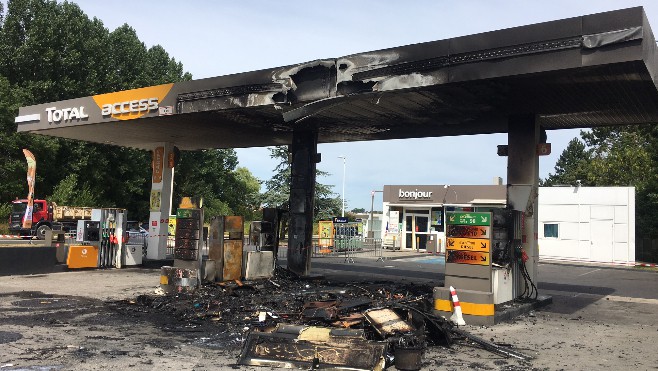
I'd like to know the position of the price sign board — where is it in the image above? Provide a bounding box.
[446,225,490,238]
[447,237,490,252]
[447,212,490,226]
[446,250,490,266]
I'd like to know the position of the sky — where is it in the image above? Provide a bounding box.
[55,0,658,209]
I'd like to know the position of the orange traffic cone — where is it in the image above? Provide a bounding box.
[449,286,466,326]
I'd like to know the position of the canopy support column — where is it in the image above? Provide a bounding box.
[287,129,318,276]
[507,115,540,289]
[147,142,175,260]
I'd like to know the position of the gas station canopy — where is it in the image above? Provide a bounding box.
[15,7,658,150]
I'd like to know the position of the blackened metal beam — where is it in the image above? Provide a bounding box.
[287,129,318,276]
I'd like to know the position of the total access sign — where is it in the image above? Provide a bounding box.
[92,83,174,121]
[41,83,174,124]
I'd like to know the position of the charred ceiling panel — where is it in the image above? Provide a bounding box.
[177,60,336,115]
[177,83,286,113]
[275,62,337,103]
[15,7,658,150]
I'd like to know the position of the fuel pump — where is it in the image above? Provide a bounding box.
[66,208,126,269]
[490,209,536,302]
[490,209,523,304]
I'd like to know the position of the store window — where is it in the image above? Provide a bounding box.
[431,207,444,232]
[544,223,559,238]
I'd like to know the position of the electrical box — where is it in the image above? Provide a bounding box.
[124,244,142,266]
[493,267,514,304]
[426,234,437,253]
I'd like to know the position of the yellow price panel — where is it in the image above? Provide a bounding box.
[446,237,490,252]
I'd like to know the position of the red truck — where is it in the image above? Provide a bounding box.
[8,199,92,239]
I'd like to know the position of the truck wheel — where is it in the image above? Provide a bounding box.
[36,225,51,240]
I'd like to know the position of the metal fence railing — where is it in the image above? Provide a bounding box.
[271,237,384,263]
[143,235,385,263]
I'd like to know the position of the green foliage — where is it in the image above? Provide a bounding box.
[584,128,652,191]
[234,166,262,221]
[262,146,342,222]
[261,146,291,208]
[0,202,9,221]
[50,173,99,206]
[541,137,592,186]
[0,0,254,225]
[172,150,261,222]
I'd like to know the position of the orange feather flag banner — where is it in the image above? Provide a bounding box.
[22,149,37,229]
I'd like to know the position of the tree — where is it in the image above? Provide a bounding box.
[262,146,342,221]
[351,208,366,213]
[172,150,261,222]
[583,127,652,190]
[50,173,98,206]
[0,0,249,225]
[233,166,262,221]
[261,147,291,209]
[541,137,591,186]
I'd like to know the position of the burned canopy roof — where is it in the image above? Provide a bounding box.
[15,7,658,150]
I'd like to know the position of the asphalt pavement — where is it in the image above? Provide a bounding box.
[1,249,657,370]
[299,251,658,302]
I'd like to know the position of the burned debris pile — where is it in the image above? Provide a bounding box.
[110,267,531,370]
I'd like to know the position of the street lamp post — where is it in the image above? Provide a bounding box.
[338,155,346,217]
[369,190,383,238]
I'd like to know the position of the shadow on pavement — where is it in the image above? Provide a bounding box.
[537,282,615,315]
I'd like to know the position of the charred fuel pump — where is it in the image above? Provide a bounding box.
[490,208,532,302]
[495,209,539,300]
[249,221,274,250]
[249,208,287,259]
[490,209,521,304]
[491,209,516,268]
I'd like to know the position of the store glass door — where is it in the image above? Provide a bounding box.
[404,213,430,250]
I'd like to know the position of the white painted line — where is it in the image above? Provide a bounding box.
[547,290,658,305]
[577,268,601,277]
[603,295,658,305]
[384,265,395,268]
[14,113,41,123]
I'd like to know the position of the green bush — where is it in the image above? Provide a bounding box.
[0,203,9,221]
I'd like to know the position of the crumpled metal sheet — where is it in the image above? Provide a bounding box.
[582,26,643,49]
[238,325,386,370]
[364,308,415,338]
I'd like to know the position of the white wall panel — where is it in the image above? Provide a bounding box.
[538,187,635,263]
[541,205,568,221]
[540,239,579,259]
[591,206,614,220]
[579,223,591,241]
[614,206,628,223]
[560,222,579,240]
[614,224,628,243]
[578,241,591,260]
[579,205,591,223]
[613,242,630,263]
